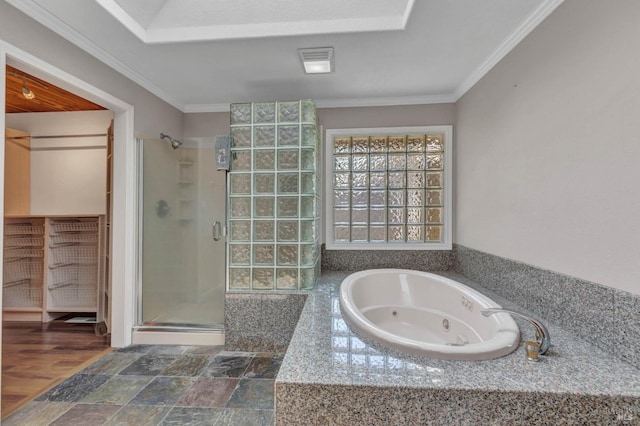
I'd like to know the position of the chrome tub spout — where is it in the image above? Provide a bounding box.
[481,308,551,356]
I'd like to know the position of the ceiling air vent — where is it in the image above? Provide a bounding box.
[298,47,334,74]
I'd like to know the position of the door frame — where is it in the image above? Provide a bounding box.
[0,40,136,347]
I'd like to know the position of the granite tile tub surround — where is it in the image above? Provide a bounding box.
[275,272,640,425]
[225,292,308,352]
[321,244,453,272]
[453,244,640,370]
[277,385,640,425]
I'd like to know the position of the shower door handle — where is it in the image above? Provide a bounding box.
[212,221,222,241]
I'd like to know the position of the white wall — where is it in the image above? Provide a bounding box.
[6,110,113,215]
[455,0,640,295]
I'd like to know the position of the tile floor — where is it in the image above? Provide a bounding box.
[3,345,281,425]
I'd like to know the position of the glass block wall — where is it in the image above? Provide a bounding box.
[228,100,321,290]
[330,132,446,245]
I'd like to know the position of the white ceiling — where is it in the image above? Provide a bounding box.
[102,0,414,42]
[5,0,564,112]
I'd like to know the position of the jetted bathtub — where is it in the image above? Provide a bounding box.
[339,269,520,361]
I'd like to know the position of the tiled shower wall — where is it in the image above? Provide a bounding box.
[228,100,321,291]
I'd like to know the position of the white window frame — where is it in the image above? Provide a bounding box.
[324,126,452,250]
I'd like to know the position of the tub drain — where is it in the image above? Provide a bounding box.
[442,318,450,331]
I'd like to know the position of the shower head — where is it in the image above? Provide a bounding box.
[160,133,183,149]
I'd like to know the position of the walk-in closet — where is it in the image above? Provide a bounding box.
[2,66,114,417]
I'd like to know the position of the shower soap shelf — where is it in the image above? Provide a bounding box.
[177,161,195,184]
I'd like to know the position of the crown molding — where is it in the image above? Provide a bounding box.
[313,93,458,109]
[453,0,565,100]
[183,103,231,113]
[5,0,185,111]
[183,93,458,113]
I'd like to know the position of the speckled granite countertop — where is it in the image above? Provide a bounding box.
[276,271,640,424]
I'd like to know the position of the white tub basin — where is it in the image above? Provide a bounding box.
[339,269,520,361]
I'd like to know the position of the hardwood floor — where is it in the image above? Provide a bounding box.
[1,318,112,418]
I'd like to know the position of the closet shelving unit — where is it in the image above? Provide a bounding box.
[3,218,45,320]
[3,216,105,322]
[47,218,99,318]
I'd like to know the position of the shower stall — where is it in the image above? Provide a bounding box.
[134,100,320,346]
[135,136,226,335]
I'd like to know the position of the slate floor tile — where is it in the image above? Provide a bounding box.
[242,357,282,379]
[2,401,73,426]
[217,351,256,357]
[103,405,172,426]
[7,345,282,426]
[225,379,274,410]
[201,356,252,378]
[129,376,195,406]
[49,403,120,425]
[81,352,141,375]
[146,345,189,355]
[214,408,274,426]
[160,407,223,425]
[119,354,178,376]
[177,377,239,408]
[36,373,111,402]
[113,344,153,354]
[183,346,224,356]
[81,375,153,404]
[162,355,210,377]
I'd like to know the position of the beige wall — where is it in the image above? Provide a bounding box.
[182,112,230,140]
[317,104,455,130]
[7,111,113,215]
[455,0,640,294]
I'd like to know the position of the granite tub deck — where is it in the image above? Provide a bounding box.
[275,272,640,425]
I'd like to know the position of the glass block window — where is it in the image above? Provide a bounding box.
[325,126,452,250]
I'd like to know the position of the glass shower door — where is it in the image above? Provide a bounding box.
[138,137,226,328]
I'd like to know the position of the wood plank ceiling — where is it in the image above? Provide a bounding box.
[5,65,106,113]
